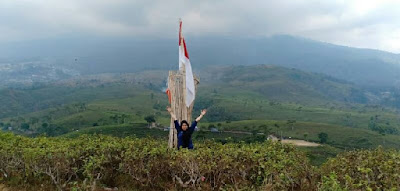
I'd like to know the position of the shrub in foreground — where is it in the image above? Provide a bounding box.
[319,147,400,190]
[0,132,315,190]
[1,132,400,190]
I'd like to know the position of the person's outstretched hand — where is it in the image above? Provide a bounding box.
[196,109,207,122]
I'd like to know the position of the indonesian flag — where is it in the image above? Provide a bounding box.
[179,20,195,107]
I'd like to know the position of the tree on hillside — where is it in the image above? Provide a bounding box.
[21,123,30,130]
[259,124,271,135]
[217,123,222,130]
[318,132,328,143]
[41,124,68,136]
[121,114,128,124]
[251,129,259,136]
[144,115,156,128]
[287,120,296,131]
[42,123,48,129]
[29,117,40,130]
[1,122,7,131]
[110,115,118,124]
[110,114,127,124]
[208,124,215,130]
[303,133,308,141]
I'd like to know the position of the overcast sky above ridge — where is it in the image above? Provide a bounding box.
[1,0,400,53]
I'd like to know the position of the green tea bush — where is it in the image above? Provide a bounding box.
[1,132,399,190]
[319,147,400,190]
[0,132,315,190]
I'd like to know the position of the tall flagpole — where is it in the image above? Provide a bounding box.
[179,18,188,111]
[167,19,199,148]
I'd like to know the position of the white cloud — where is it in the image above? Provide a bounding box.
[0,0,399,53]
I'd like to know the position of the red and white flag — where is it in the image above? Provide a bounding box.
[179,20,195,107]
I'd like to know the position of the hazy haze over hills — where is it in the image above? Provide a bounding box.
[1,35,400,88]
[2,0,400,88]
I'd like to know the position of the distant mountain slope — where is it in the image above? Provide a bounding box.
[2,35,399,87]
[0,64,379,124]
[199,65,368,105]
[190,35,400,87]
[0,64,381,120]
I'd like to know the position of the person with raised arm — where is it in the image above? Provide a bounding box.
[167,106,207,149]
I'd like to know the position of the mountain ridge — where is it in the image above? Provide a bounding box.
[1,35,399,87]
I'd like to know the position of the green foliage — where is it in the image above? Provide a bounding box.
[0,132,315,190]
[298,145,342,166]
[2,70,400,148]
[37,124,69,136]
[318,172,346,191]
[303,132,309,140]
[318,132,328,144]
[62,123,167,139]
[1,132,399,190]
[201,119,400,150]
[20,123,30,130]
[144,115,156,124]
[369,116,398,135]
[320,147,400,190]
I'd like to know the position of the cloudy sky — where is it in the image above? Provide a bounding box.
[1,0,400,53]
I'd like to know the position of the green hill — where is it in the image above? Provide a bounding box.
[1,65,399,154]
[200,65,368,105]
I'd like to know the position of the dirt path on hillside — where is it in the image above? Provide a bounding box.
[211,130,321,147]
[156,127,321,147]
[281,139,321,147]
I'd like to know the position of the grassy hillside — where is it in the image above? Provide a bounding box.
[200,120,400,149]
[200,65,368,105]
[1,65,400,156]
